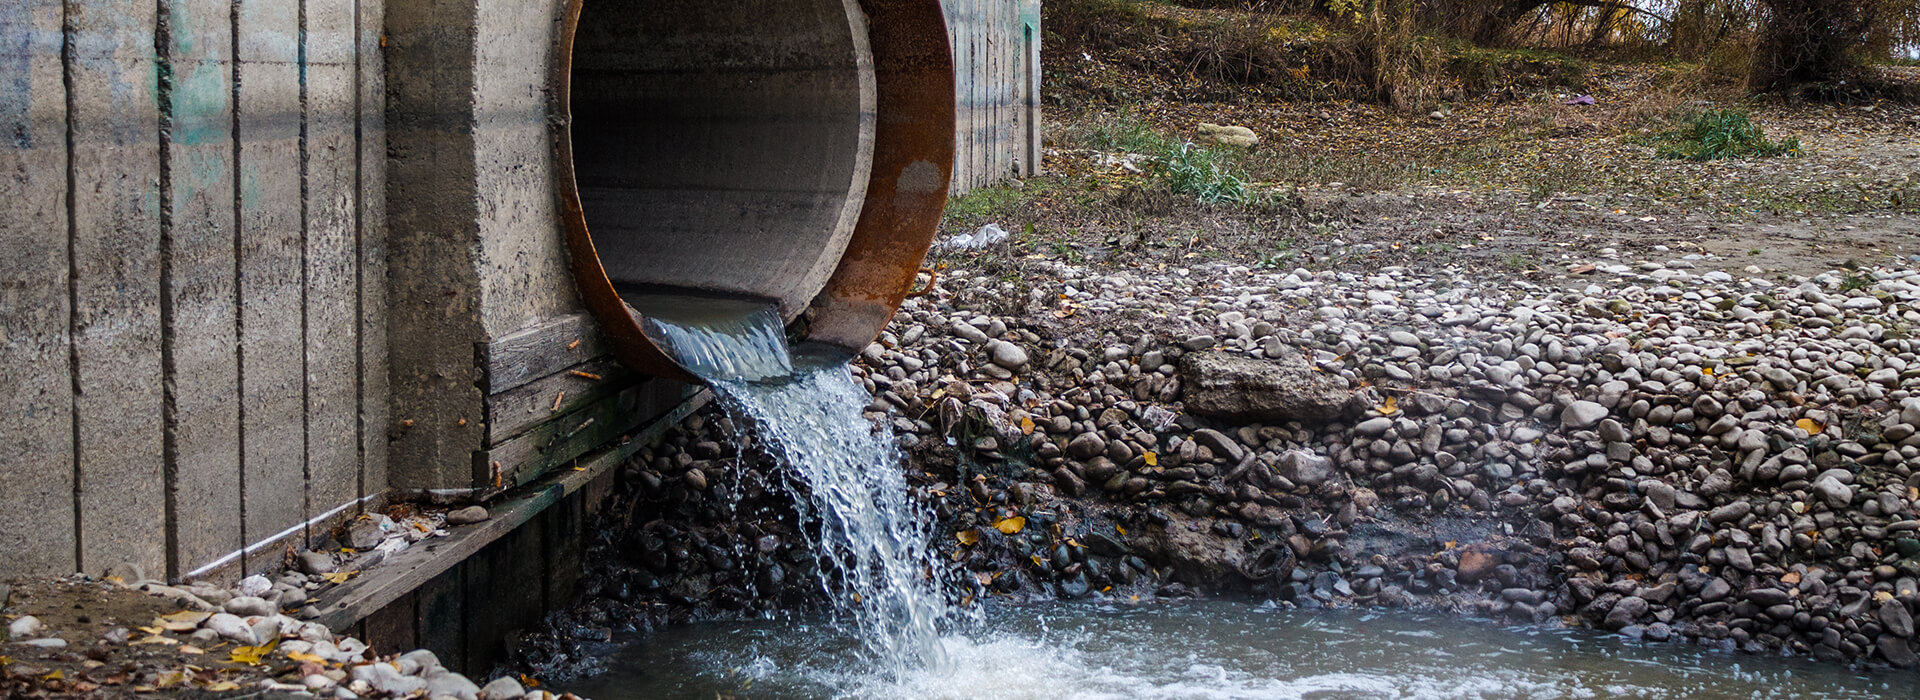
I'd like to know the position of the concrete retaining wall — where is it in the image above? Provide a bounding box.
[0,0,388,582]
[0,0,1036,584]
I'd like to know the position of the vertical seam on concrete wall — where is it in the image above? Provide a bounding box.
[297,0,313,543]
[229,0,248,560]
[156,0,181,581]
[351,0,366,513]
[62,0,83,573]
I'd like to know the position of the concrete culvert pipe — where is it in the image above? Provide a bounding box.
[556,0,956,382]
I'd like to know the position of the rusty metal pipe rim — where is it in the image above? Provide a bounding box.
[554,0,954,384]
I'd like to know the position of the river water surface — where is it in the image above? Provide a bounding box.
[571,600,1899,700]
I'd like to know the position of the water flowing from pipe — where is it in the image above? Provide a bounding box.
[634,294,953,680]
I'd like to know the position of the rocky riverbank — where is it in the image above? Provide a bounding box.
[520,245,1920,680]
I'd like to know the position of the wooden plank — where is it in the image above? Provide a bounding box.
[303,0,359,546]
[542,492,585,611]
[463,511,545,674]
[414,565,466,672]
[361,594,416,658]
[236,0,308,573]
[486,312,610,394]
[0,0,76,576]
[308,388,707,631]
[163,0,243,582]
[69,0,166,577]
[483,379,698,491]
[357,0,389,511]
[487,357,637,443]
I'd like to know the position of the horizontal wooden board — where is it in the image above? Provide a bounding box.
[482,378,699,492]
[486,313,609,395]
[486,356,638,443]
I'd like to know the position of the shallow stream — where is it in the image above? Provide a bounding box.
[570,600,1900,700]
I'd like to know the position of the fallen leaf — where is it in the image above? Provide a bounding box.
[157,611,211,631]
[204,681,240,692]
[1377,396,1399,415]
[955,530,980,546]
[178,645,204,655]
[994,516,1027,535]
[1796,418,1824,435]
[520,673,542,689]
[228,637,279,666]
[1875,590,1896,603]
[155,671,189,688]
[320,571,359,585]
[1143,451,1158,466]
[132,634,179,646]
[43,670,63,681]
[1115,524,1128,536]
[285,651,327,664]
[1030,554,1046,567]
[1569,264,1596,274]
[1781,571,1803,585]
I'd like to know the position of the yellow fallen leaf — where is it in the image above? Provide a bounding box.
[138,625,166,635]
[285,650,328,664]
[157,611,211,631]
[955,530,980,546]
[1115,524,1127,536]
[43,670,63,681]
[132,634,179,646]
[520,673,541,689]
[1875,591,1896,603]
[1781,571,1802,585]
[1030,554,1046,567]
[0,656,11,667]
[1020,417,1035,435]
[1378,396,1399,416]
[155,671,188,688]
[205,681,240,692]
[229,637,279,665]
[1702,367,1715,376]
[1143,451,1158,466]
[179,645,204,655]
[1796,418,1824,435]
[994,516,1027,535]
[320,571,359,585]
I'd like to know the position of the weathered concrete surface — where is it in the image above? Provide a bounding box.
[0,0,77,576]
[236,0,309,575]
[69,0,166,578]
[472,0,573,338]
[383,0,488,491]
[358,0,392,519]
[163,0,243,579]
[305,0,362,547]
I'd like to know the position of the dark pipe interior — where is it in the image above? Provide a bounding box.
[568,0,876,320]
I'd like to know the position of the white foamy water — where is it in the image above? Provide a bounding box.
[571,602,1899,700]
[634,295,955,680]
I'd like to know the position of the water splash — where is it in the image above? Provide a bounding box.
[632,294,952,680]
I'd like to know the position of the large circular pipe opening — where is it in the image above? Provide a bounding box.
[557,0,954,381]
[568,0,875,316]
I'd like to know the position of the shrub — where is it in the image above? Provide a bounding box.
[1651,109,1800,161]
[1159,142,1257,205]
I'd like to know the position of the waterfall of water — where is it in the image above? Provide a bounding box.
[632,294,953,680]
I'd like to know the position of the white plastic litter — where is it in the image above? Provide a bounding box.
[936,223,1011,250]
